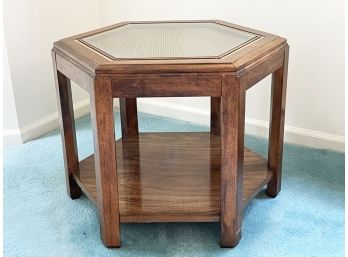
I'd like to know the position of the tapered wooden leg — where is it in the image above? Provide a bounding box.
[220,74,246,247]
[52,52,81,199]
[119,98,138,137]
[267,45,289,197]
[210,97,221,135]
[90,77,120,247]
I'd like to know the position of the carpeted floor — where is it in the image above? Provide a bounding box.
[4,112,344,257]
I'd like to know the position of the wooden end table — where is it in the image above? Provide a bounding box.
[52,20,289,248]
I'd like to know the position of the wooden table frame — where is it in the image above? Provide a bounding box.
[52,20,289,248]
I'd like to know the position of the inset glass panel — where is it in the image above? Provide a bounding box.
[79,22,260,60]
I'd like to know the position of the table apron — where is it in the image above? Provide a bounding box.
[111,73,222,97]
[55,53,93,92]
[244,46,285,90]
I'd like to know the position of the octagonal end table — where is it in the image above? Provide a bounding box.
[52,20,289,248]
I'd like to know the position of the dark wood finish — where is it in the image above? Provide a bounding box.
[89,78,120,247]
[267,44,289,197]
[53,20,284,76]
[52,51,81,199]
[112,74,222,97]
[210,97,221,135]
[119,98,139,137]
[244,45,285,90]
[52,20,289,248]
[55,53,93,92]
[74,133,272,222]
[220,74,246,247]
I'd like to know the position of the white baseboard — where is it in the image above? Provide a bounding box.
[136,98,209,125]
[3,129,23,145]
[3,98,90,145]
[4,98,345,152]
[136,98,345,152]
[244,117,345,152]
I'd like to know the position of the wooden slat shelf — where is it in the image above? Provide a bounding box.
[74,132,272,222]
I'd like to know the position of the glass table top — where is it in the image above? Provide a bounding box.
[79,22,260,60]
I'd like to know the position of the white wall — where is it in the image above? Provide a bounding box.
[4,0,98,142]
[3,41,21,144]
[3,0,345,151]
[3,42,19,131]
[97,0,345,151]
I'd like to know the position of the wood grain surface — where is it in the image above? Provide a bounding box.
[219,74,245,247]
[52,20,288,248]
[119,98,139,137]
[75,133,272,222]
[89,78,120,247]
[52,51,81,199]
[52,20,285,75]
[267,44,289,197]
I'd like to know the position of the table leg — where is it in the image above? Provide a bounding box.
[119,98,139,137]
[267,44,289,197]
[53,56,81,199]
[90,77,121,247]
[220,74,245,247]
[210,97,221,135]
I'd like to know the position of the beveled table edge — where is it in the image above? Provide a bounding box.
[52,20,287,75]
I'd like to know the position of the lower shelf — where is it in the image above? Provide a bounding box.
[75,132,272,222]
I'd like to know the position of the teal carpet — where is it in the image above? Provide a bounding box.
[4,112,344,257]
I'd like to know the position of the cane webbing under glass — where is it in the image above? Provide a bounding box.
[79,22,260,60]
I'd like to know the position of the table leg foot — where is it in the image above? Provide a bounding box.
[68,177,82,199]
[220,229,241,248]
[101,234,121,248]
